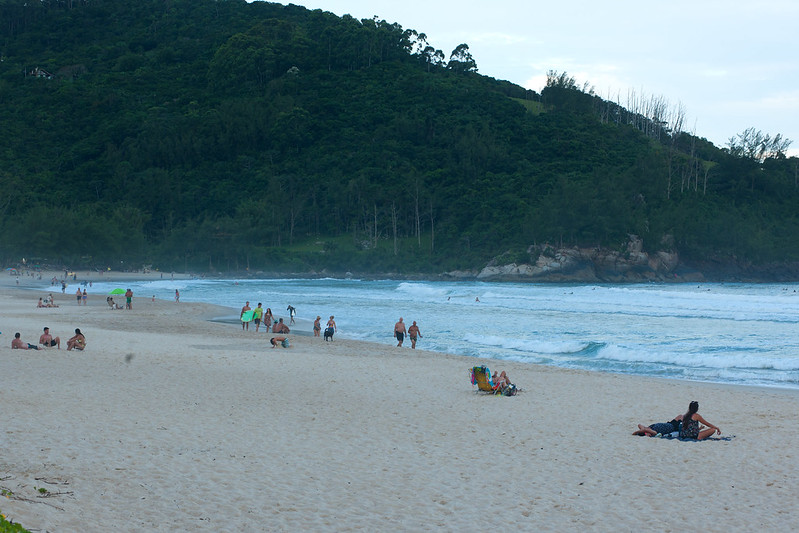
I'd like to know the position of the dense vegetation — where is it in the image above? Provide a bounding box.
[1,0,797,274]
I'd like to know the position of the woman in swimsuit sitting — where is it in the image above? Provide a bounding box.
[67,328,87,351]
[679,401,721,440]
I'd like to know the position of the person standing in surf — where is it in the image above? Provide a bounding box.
[394,317,406,347]
[407,321,422,349]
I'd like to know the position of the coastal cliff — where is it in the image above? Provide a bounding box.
[444,235,799,283]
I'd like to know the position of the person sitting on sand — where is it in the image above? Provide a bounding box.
[12,332,40,350]
[67,328,86,351]
[633,414,683,437]
[39,327,61,349]
[679,401,721,440]
[273,318,290,334]
[270,335,290,348]
[37,297,45,308]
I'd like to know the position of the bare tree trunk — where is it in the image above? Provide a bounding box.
[666,103,685,199]
[289,207,297,245]
[391,202,398,255]
[428,199,435,254]
[373,203,378,249]
[414,180,421,247]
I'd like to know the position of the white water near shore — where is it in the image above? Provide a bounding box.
[66,277,799,389]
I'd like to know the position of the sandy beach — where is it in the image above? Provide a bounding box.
[2,272,799,531]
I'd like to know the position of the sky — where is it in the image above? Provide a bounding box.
[266,0,799,156]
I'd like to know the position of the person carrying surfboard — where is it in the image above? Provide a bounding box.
[240,301,252,331]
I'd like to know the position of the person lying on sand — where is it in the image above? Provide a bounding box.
[492,370,511,388]
[12,332,40,350]
[633,414,683,437]
[270,336,290,348]
[67,328,86,351]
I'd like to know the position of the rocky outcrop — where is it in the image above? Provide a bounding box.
[445,235,693,283]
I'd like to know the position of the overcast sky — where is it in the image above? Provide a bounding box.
[269,0,798,156]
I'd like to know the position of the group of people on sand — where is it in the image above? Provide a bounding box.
[239,301,296,349]
[241,302,285,333]
[11,327,86,352]
[37,294,59,308]
[633,401,721,440]
[393,317,423,349]
[313,315,337,341]
[75,287,89,305]
[240,301,340,348]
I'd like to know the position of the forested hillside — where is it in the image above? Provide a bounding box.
[1,0,797,275]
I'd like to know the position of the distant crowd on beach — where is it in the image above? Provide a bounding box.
[238,301,322,349]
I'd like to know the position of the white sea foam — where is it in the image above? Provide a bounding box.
[53,278,799,388]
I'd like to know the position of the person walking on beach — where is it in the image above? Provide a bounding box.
[175,289,180,303]
[264,308,273,333]
[313,316,322,337]
[39,327,61,349]
[254,303,264,332]
[679,401,721,440]
[82,288,88,306]
[76,287,82,305]
[125,288,133,309]
[287,305,296,325]
[407,320,422,349]
[241,301,252,331]
[394,317,406,347]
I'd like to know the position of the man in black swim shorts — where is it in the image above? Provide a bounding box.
[394,317,406,347]
[39,326,61,349]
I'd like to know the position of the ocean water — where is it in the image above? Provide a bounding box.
[77,278,799,389]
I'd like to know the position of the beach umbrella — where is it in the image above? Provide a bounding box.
[109,288,125,295]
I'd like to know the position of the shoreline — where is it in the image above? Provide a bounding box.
[2,282,799,529]
[7,271,799,392]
